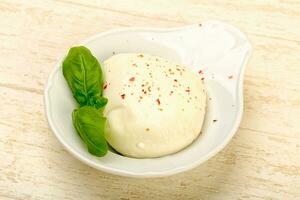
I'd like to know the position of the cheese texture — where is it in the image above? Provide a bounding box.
[102,53,206,158]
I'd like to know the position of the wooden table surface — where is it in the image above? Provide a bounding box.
[1,0,300,199]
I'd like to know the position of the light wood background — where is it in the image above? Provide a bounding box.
[0,0,299,199]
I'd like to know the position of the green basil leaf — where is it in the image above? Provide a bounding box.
[72,106,108,157]
[62,46,104,107]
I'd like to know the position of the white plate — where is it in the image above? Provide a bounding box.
[44,21,251,178]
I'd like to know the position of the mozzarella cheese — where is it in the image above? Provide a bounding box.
[102,53,206,158]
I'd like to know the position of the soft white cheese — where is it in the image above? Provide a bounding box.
[102,53,206,158]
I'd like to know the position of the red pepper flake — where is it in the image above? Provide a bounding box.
[185,89,190,92]
[132,63,137,67]
[213,119,218,123]
[156,98,161,105]
[121,94,126,99]
[129,77,135,81]
[198,70,203,74]
[103,84,108,90]
[228,75,234,79]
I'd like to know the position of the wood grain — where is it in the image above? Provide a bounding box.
[0,0,299,199]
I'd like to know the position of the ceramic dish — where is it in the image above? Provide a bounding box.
[44,21,251,178]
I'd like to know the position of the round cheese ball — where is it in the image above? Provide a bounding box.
[102,53,206,158]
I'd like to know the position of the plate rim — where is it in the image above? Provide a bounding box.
[44,21,252,178]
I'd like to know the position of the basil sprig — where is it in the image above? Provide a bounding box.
[63,46,108,157]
